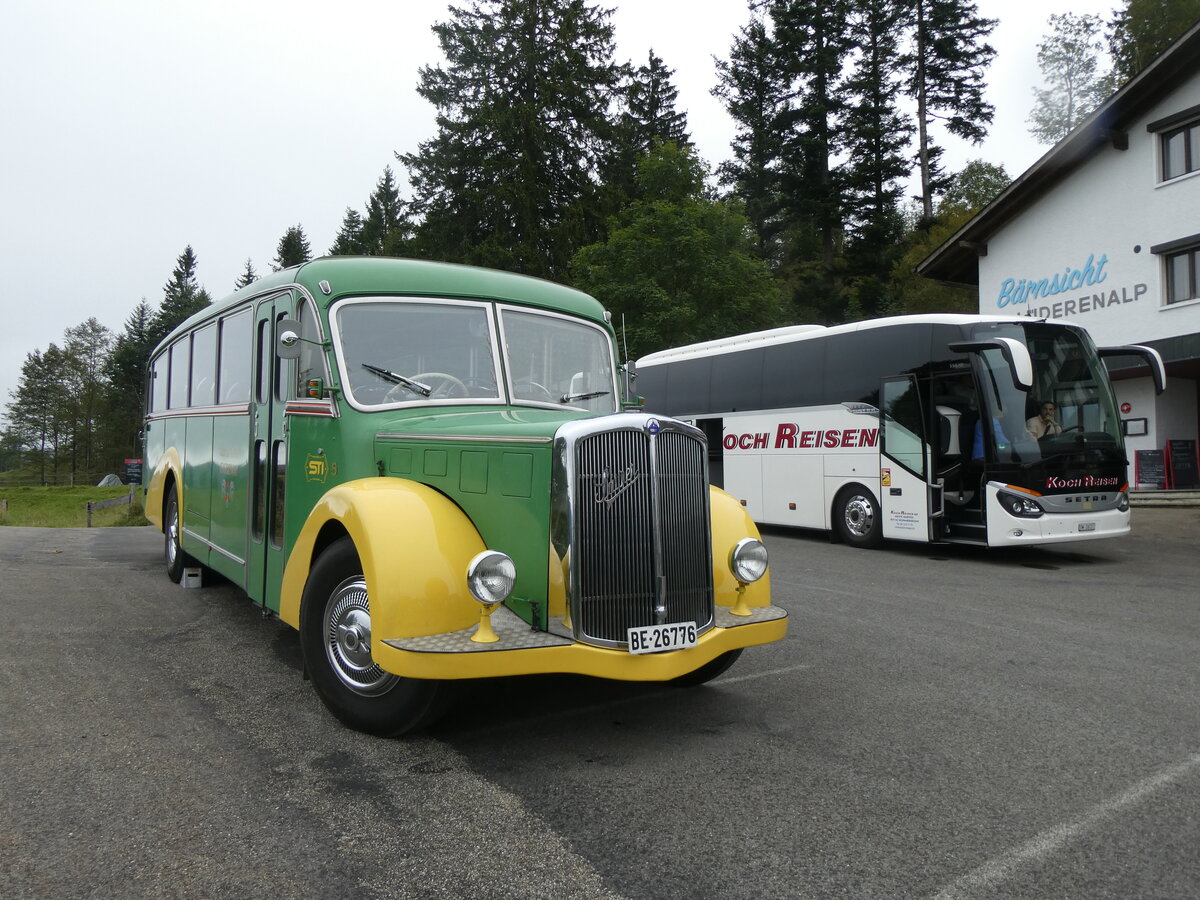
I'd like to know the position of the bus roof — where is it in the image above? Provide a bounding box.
[636,314,1043,367]
[156,257,608,352]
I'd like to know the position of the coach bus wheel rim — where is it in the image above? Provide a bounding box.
[843,493,875,538]
[323,576,399,697]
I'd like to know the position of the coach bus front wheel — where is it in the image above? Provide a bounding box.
[299,536,446,737]
[834,484,882,549]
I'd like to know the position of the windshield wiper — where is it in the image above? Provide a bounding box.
[560,390,610,404]
[362,363,431,397]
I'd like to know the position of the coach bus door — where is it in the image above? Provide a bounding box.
[879,375,941,542]
[247,292,293,612]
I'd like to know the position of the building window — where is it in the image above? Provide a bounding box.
[1166,245,1199,304]
[1162,121,1200,180]
[1150,104,1200,182]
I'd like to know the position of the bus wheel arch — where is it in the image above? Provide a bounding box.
[833,483,882,549]
[299,535,445,736]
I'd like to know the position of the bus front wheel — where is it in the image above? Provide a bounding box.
[671,649,743,687]
[834,485,882,549]
[300,537,445,737]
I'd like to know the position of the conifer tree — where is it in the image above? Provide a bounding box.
[329,208,367,256]
[841,0,912,317]
[102,301,157,465]
[714,15,789,267]
[360,167,411,256]
[235,258,259,289]
[155,246,212,344]
[625,51,690,151]
[273,225,312,271]
[903,0,998,220]
[401,0,622,279]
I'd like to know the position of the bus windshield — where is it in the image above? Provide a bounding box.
[333,298,617,412]
[969,321,1123,466]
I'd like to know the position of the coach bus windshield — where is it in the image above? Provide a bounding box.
[969,321,1123,466]
[333,298,617,413]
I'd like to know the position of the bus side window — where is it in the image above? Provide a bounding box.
[295,298,326,398]
[190,324,216,407]
[218,309,252,404]
[168,339,190,410]
[150,354,168,412]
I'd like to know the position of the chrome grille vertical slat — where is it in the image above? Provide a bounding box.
[553,414,714,648]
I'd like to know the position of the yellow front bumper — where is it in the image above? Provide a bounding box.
[374,604,788,681]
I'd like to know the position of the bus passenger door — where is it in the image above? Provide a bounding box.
[247,293,293,611]
[879,376,941,542]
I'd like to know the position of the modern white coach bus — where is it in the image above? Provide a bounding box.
[635,315,1165,548]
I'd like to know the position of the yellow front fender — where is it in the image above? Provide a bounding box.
[144,447,182,532]
[709,486,771,609]
[279,479,487,641]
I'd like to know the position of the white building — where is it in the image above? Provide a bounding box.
[919,21,1200,489]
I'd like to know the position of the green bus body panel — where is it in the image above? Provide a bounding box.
[284,406,591,629]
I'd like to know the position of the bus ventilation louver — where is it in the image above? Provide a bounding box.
[552,415,714,649]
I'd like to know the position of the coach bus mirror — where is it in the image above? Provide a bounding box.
[948,339,1034,393]
[276,319,304,359]
[1098,344,1166,395]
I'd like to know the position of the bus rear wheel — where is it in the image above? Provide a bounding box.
[300,537,445,737]
[834,485,882,549]
[164,484,196,583]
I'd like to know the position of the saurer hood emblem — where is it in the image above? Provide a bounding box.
[595,465,641,507]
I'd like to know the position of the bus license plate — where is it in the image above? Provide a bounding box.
[1078,522,1096,532]
[628,622,697,654]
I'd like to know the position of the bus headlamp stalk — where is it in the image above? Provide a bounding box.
[466,551,517,643]
[728,538,768,616]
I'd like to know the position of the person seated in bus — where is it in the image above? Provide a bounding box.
[1025,401,1063,440]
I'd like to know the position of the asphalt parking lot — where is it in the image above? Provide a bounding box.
[2,508,1198,899]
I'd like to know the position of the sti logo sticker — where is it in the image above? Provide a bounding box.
[305,452,329,483]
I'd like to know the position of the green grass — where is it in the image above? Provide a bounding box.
[0,486,150,528]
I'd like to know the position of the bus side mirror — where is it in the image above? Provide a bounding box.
[622,360,637,404]
[276,318,327,360]
[948,339,1034,392]
[1098,344,1166,395]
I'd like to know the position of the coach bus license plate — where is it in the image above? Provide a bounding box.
[1078,522,1096,532]
[628,622,697,654]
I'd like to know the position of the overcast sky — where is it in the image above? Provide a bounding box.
[1,0,1121,421]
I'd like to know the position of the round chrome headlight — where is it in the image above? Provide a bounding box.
[466,551,516,605]
[729,538,768,584]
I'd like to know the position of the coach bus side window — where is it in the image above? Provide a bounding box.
[151,354,168,412]
[256,319,271,405]
[168,339,190,409]
[295,299,326,398]
[190,324,216,407]
[218,309,252,404]
[271,440,286,549]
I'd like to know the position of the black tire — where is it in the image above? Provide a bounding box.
[833,484,882,549]
[671,649,743,687]
[163,483,193,583]
[299,537,445,736]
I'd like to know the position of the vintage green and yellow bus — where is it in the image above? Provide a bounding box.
[143,257,787,735]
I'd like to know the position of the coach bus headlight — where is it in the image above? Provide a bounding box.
[997,490,1044,519]
[1117,490,1130,512]
[467,551,517,605]
[730,538,769,585]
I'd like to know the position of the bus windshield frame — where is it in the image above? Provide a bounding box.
[967,321,1124,470]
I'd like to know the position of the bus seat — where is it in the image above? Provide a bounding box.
[935,405,962,458]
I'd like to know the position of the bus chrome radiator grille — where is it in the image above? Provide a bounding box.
[553,415,714,649]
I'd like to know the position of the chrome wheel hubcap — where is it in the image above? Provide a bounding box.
[844,495,874,537]
[323,576,397,696]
